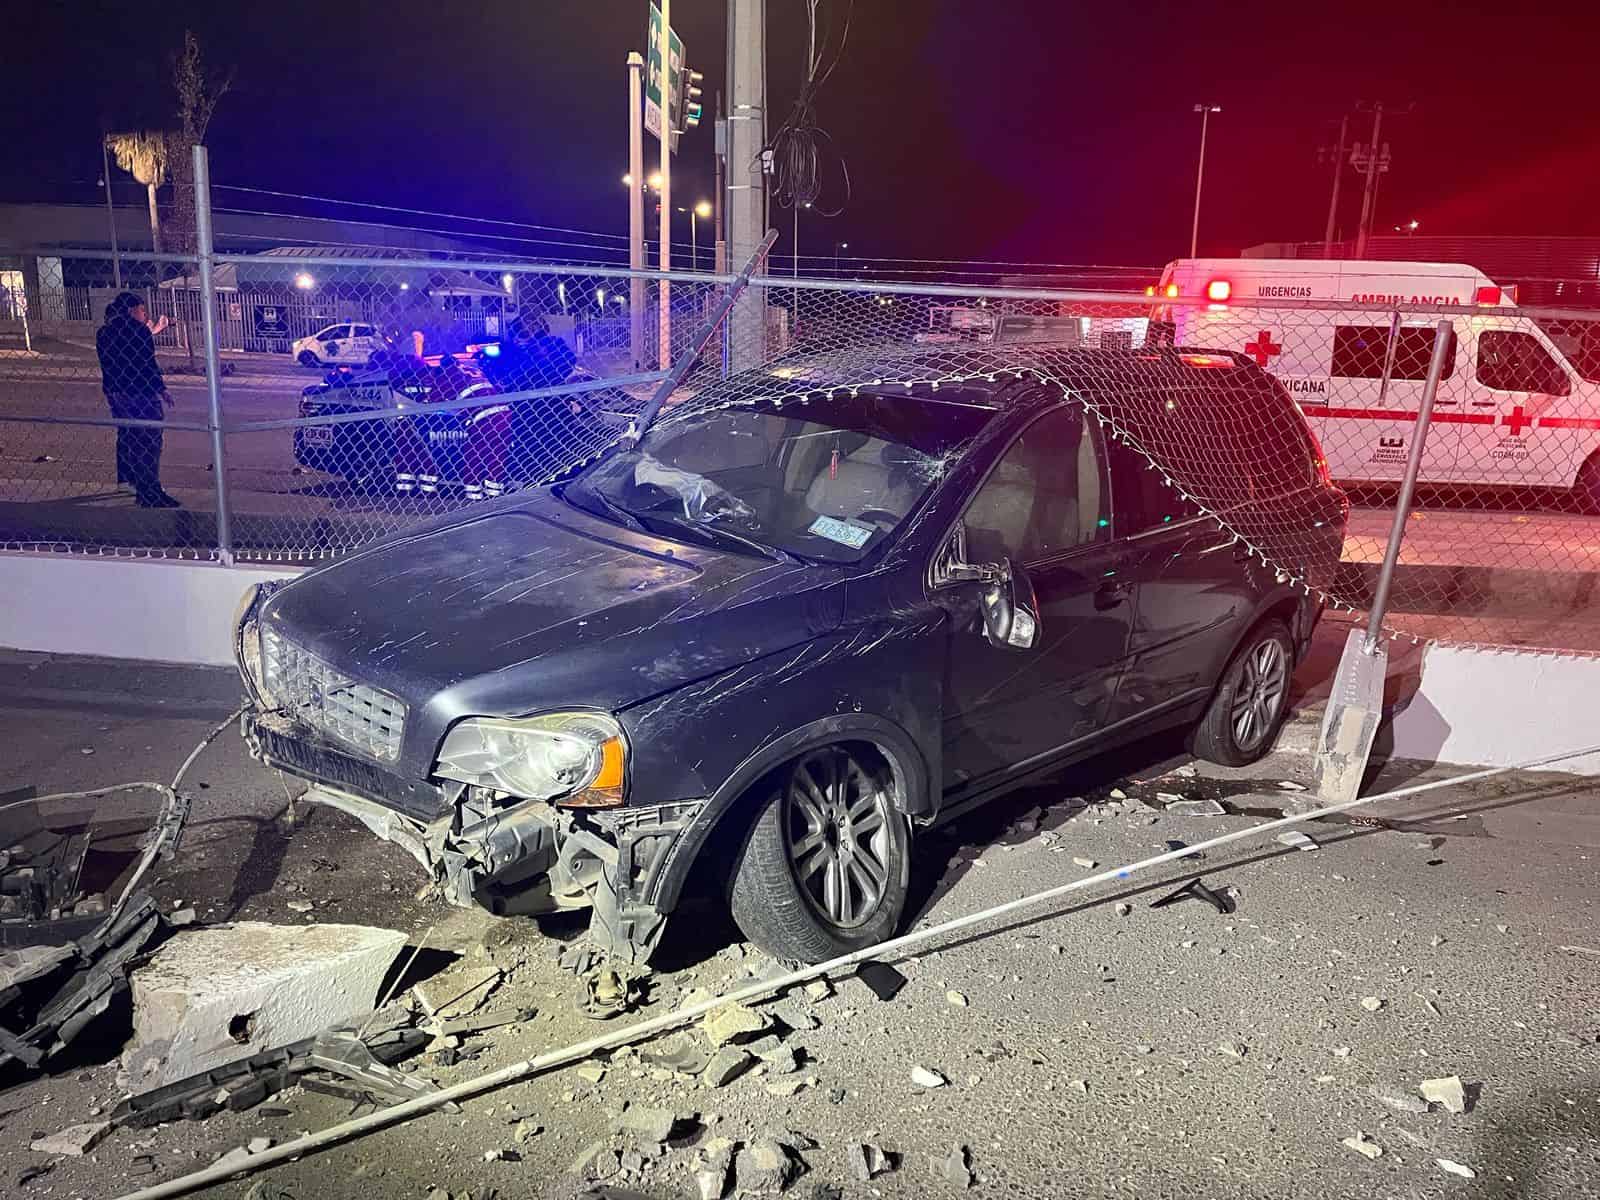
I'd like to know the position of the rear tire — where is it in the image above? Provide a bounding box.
[729,745,910,963]
[1572,454,1600,514]
[1191,620,1295,767]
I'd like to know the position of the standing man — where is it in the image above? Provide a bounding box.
[96,292,179,508]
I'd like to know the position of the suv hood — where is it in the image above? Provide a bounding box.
[258,493,844,762]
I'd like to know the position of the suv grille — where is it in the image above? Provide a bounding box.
[260,628,407,763]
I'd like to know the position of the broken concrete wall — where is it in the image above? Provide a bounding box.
[120,921,406,1091]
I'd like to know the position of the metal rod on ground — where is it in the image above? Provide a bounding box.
[191,145,234,567]
[1364,317,1453,652]
[117,737,1600,1200]
[630,228,777,439]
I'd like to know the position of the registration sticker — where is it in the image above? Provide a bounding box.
[808,515,874,549]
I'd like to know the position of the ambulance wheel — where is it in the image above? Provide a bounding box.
[1573,454,1600,515]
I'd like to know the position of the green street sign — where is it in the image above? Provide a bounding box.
[644,2,685,151]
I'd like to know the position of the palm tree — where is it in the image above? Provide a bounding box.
[106,131,168,256]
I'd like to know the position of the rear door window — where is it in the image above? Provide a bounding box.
[1331,325,1457,380]
[1106,435,1200,536]
[1477,330,1570,394]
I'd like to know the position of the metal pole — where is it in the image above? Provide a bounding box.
[726,0,766,371]
[1354,103,1383,257]
[691,210,698,273]
[657,0,672,370]
[1321,113,1347,258]
[1363,317,1452,652]
[1189,105,1217,259]
[100,135,123,288]
[627,52,645,370]
[713,90,727,275]
[191,145,234,567]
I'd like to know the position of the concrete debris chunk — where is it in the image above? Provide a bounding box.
[642,1032,712,1076]
[765,1077,807,1097]
[946,990,969,1007]
[734,1138,800,1195]
[29,1120,111,1157]
[575,1063,606,1084]
[775,1000,820,1032]
[567,1140,620,1177]
[693,1136,738,1200]
[168,907,198,927]
[930,1144,974,1188]
[1276,831,1318,852]
[757,1043,800,1075]
[911,1065,947,1088]
[1165,798,1227,817]
[1218,1041,1247,1059]
[1436,1158,1477,1179]
[414,963,502,1020]
[1341,1132,1384,1160]
[1360,996,1385,1012]
[848,1141,889,1181]
[1072,856,1097,869]
[802,979,832,1002]
[286,900,314,913]
[614,1106,678,1143]
[702,1046,754,1088]
[1114,903,1132,917]
[1419,1075,1468,1114]
[120,922,406,1092]
[701,1001,769,1046]
[426,1189,450,1200]
[1277,780,1308,791]
[1370,1084,1429,1115]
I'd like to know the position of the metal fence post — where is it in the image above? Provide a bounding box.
[191,145,235,567]
[1363,316,1453,651]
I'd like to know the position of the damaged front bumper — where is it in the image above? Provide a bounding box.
[242,708,703,965]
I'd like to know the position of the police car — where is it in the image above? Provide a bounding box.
[291,322,386,368]
[1150,258,1600,507]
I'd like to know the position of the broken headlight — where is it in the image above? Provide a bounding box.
[433,712,626,807]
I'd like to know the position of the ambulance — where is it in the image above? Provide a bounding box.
[1149,258,1600,506]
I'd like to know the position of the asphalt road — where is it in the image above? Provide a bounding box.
[0,644,1595,1199]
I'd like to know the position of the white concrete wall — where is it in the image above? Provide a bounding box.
[0,553,301,667]
[1386,642,1600,775]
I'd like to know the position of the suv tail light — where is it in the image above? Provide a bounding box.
[1305,423,1334,489]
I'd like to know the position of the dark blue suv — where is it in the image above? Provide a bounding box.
[235,347,1345,967]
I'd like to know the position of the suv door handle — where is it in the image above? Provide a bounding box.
[1093,579,1130,610]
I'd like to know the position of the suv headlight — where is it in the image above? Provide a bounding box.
[433,712,626,807]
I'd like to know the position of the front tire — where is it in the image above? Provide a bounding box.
[729,745,910,963]
[1191,620,1294,767]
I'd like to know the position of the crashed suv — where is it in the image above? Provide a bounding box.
[234,347,1346,968]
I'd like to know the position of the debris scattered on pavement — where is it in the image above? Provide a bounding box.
[28,1120,112,1157]
[1151,877,1235,915]
[1436,1158,1477,1179]
[733,1137,803,1194]
[701,1001,769,1046]
[848,1140,890,1181]
[1370,1084,1430,1115]
[1340,1132,1384,1160]
[1114,902,1131,916]
[1419,1075,1469,1114]
[1360,996,1385,1012]
[1558,945,1600,957]
[613,1106,679,1143]
[855,960,907,1001]
[1276,831,1318,852]
[285,900,314,913]
[930,1144,974,1188]
[702,1046,754,1088]
[1072,856,1097,869]
[1163,838,1203,860]
[414,963,502,1020]
[1218,1041,1248,1059]
[911,1065,947,1088]
[946,989,969,1007]
[1164,797,1227,817]
[642,1032,712,1076]
[802,978,832,1002]
[1277,780,1308,791]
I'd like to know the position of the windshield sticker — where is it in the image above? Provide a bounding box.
[808,515,874,549]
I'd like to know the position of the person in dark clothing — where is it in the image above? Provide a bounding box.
[96,292,179,508]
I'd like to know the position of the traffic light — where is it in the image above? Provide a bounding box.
[673,67,704,131]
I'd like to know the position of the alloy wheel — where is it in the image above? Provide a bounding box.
[1230,637,1288,753]
[781,748,893,930]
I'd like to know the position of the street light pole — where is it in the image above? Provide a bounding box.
[657,0,672,370]
[99,134,123,288]
[1190,104,1220,259]
[627,52,645,369]
[834,240,847,277]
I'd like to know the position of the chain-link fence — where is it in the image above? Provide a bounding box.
[6,171,1600,655]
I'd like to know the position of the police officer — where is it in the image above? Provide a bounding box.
[96,292,179,508]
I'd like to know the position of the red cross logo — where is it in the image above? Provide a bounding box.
[1244,330,1281,368]
[1504,405,1533,436]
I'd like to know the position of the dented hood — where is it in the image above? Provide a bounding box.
[259,493,845,750]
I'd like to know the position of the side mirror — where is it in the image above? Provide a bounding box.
[979,558,1040,651]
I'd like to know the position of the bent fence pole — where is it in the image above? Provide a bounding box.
[192,145,234,567]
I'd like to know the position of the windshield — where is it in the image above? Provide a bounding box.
[567,389,996,562]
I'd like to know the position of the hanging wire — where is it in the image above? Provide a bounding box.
[765,0,853,216]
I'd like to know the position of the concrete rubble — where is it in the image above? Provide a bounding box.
[701,1000,770,1046]
[848,1140,890,1181]
[1419,1075,1469,1114]
[119,921,406,1091]
[414,963,503,1020]
[1340,1132,1384,1160]
[28,1120,111,1157]
[931,1143,975,1188]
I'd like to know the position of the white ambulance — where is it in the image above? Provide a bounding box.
[1150,258,1600,504]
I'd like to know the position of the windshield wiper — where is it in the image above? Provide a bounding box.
[638,512,792,563]
[562,483,646,533]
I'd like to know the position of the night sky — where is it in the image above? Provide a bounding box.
[5,1,1597,271]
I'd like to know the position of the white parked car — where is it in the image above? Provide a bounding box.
[292,322,385,368]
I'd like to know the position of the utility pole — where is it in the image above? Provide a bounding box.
[1189,104,1220,259]
[99,134,123,288]
[726,0,766,369]
[657,0,672,370]
[1351,102,1403,258]
[1320,113,1348,258]
[713,89,727,274]
[627,52,645,369]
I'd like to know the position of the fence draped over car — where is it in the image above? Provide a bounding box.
[6,238,1600,655]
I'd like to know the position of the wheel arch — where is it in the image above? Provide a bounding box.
[650,713,930,913]
[1205,587,1309,688]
